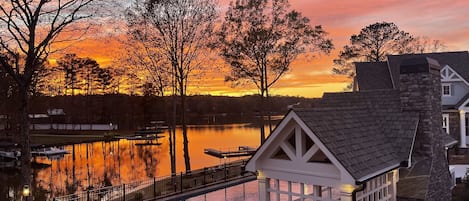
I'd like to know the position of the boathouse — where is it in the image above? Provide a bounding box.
[246,56,456,201]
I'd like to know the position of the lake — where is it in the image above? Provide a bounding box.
[0,124,265,200]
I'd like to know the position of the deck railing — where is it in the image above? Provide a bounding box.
[52,160,253,201]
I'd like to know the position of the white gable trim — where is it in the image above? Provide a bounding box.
[245,111,296,171]
[441,65,469,86]
[459,98,469,110]
[290,113,355,184]
[246,111,356,184]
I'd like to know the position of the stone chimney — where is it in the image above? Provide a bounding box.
[399,57,442,158]
[399,57,451,201]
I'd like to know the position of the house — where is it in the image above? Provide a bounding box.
[354,51,469,148]
[246,57,456,200]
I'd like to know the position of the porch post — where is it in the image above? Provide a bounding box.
[258,174,270,201]
[460,110,467,148]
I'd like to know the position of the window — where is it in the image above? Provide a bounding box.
[442,84,452,96]
[442,114,449,134]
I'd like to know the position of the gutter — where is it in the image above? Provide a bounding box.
[352,182,366,201]
[351,161,408,201]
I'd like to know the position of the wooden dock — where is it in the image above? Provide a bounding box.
[204,146,257,158]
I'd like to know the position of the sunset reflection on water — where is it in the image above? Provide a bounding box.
[0,124,263,200]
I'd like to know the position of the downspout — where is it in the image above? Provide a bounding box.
[352,182,366,201]
[352,162,407,201]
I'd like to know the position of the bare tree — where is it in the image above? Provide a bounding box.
[408,36,446,54]
[0,0,98,195]
[123,19,170,96]
[218,0,333,143]
[127,0,218,172]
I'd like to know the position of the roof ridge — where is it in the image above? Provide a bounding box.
[386,51,469,57]
[322,89,398,96]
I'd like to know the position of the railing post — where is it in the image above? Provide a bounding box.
[123,184,125,201]
[203,167,206,184]
[224,164,227,181]
[180,172,183,192]
[243,182,246,201]
[153,177,156,198]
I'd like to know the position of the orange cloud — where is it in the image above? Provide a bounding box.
[46,0,469,98]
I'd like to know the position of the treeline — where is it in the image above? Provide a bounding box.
[1,94,312,130]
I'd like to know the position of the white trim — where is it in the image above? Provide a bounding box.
[459,110,467,148]
[280,142,296,160]
[246,110,404,187]
[246,111,356,184]
[408,118,419,168]
[356,164,400,182]
[290,113,355,183]
[302,145,319,162]
[458,98,469,110]
[442,114,450,134]
[386,59,395,89]
[441,65,469,86]
[442,83,452,97]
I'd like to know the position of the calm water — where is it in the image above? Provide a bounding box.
[0,124,264,200]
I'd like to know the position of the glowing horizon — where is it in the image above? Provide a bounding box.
[47,0,469,98]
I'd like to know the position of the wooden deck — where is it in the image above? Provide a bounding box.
[204,146,257,158]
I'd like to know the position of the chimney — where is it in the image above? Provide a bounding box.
[399,57,442,158]
[399,56,451,201]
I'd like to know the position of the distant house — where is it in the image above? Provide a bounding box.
[246,57,455,200]
[354,51,469,148]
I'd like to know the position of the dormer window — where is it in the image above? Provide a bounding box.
[442,83,452,96]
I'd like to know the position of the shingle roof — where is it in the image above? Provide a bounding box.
[387,51,469,88]
[454,93,469,109]
[354,51,469,90]
[295,89,419,180]
[355,62,393,90]
[441,129,458,147]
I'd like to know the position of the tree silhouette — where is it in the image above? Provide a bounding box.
[58,54,82,96]
[96,68,113,94]
[0,0,97,193]
[127,0,218,172]
[218,0,333,143]
[332,22,413,79]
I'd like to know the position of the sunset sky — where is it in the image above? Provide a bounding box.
[52,0,469,98]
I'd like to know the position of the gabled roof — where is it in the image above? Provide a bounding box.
[355,51,469,90]
[305,89,419,180]
[355,62,393,91]
[248,88,419,182]
[387,51,469,88]
[294,106,418,181]
[455,93,469,109]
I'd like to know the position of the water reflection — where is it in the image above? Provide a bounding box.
[0,124,261,200]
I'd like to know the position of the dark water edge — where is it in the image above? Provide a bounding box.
[0,124,264,201]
